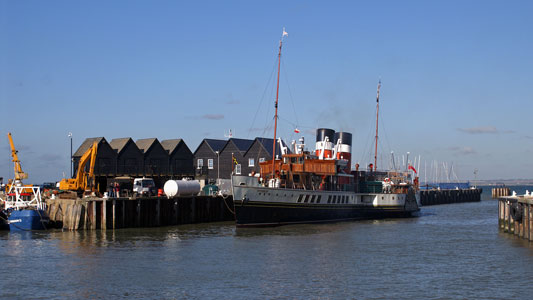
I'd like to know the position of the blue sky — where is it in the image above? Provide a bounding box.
[1,0,532,183]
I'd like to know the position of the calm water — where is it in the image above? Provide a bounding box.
[1,187,533,299]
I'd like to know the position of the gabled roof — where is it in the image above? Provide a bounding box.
[161,139,183,154]
[246,137,290,157]
[218,138,253,155]
[109,138,135,154]
[194,139,227,155]
[73,137,106,157]
[136,138,159,153]
[230,138,254,153]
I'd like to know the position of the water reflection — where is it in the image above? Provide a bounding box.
[1,187,533,299]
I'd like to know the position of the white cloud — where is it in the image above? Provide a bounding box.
[449,146,477,155]
[457,126,498,134]
[201,114,224,120]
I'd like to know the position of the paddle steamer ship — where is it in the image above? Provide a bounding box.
[232,129,420,227]
[231,29,419,227]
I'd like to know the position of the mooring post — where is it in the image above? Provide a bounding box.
[220,197,224,221]
[102,199,107,230]
[524,203,529,240]
[516,207,524,237]
[529,202,533,241]
[74,203,81,230]
[112,199,116,230]
[156,198,160,226]
[504,201,510,232]
[498,199,503,229]
[91,200,97,230]
[173,199,178,225]
[136,199,141,227]
[122,200,126,228]
[191,197,196,223]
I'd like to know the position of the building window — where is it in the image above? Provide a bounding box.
[259,157,265,163]
[249,158,255,167]
[197,159,203,169]
[208,159,214,169]
[235,164,241,175]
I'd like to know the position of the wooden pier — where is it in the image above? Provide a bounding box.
[492,187,510,198]
[498,196,533,242]
[46,196,235,230]
[419,188,482,206]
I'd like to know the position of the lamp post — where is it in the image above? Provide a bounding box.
[215,151,219,184]
[68,132,73,178]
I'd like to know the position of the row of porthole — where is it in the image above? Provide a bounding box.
[381,196,400,200]
[256,192,354,204]
[296,194,353,204]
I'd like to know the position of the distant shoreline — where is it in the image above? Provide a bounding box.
[472,181,533,186]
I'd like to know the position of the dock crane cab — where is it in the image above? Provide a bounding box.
[59,141,98,195]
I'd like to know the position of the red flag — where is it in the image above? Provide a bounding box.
[294,128,300,133]
[408,165,417,174]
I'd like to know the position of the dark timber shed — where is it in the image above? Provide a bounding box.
[243,137,289,175]
[72,137,117,177]
[218,138,254,179]
[110,138,143,176]
[136,138,169,177]
[161,139,194,177]
[193,139,227,182]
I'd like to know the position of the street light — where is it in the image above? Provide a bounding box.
[68,132,73,178]
[215,150,219,184]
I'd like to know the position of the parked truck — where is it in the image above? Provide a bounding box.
[133,177,156,196]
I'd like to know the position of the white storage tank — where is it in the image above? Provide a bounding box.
[163,180,201,198]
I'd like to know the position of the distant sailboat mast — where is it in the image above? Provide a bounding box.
[272,28,288,179]
[374,80,381,171]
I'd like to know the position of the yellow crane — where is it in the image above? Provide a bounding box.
[59,141,98,192]
[6,133,32,193]
[8,132,28,182]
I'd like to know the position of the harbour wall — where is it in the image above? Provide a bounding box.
[498,196,533,242]
[419,188,482,206]
[46,196,235,230]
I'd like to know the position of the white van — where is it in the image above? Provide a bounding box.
[133,178,156,196]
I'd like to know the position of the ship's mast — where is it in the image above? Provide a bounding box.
[272,28,287,178]
[374,80,381,172]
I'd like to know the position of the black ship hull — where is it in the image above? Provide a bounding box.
[233,199,417,227]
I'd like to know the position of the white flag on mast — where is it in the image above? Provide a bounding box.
[282,28,288,37]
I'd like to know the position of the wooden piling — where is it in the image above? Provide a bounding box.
[112,200,116,229]
[156,198,160,226]
[420,188,482,206]
[44,195,235,231]
[498,196,533,241]
[102,200,107,230]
